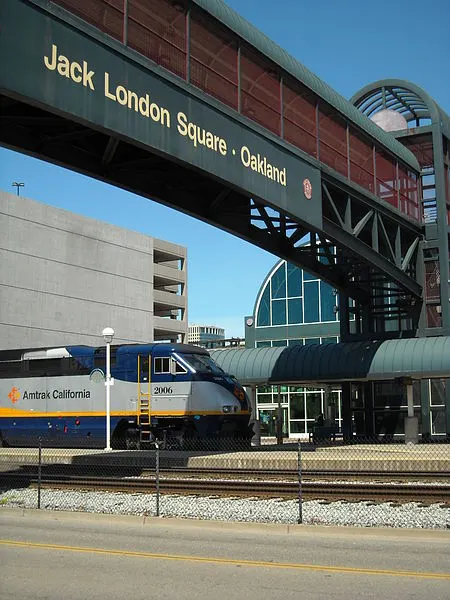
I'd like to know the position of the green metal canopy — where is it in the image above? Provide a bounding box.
[210,337,450,385]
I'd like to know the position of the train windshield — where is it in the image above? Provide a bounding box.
[177,353,225,375]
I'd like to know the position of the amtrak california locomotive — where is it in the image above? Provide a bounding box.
[0,343,252,448]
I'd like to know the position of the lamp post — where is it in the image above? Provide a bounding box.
[102,327,115,451]
[12,182,24,196]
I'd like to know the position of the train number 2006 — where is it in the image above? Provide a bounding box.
[154,386,173,394]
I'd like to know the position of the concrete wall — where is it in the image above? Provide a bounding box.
[0,191,187,349]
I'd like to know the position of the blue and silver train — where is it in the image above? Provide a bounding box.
[0,343,252,448]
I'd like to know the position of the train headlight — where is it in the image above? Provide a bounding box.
[222,405,234,413]
[233,386,245,401]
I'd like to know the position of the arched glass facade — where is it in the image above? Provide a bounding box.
[256,262,339,330]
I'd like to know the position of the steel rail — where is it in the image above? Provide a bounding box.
[1,472,449,505]
[2,464,449,481]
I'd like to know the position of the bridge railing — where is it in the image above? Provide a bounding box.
[50,0,421,222]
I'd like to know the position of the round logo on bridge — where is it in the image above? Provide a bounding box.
[303,178,312,200]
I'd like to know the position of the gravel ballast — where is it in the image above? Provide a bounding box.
[1,487,449,529]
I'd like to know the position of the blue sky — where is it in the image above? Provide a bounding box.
[1,0,449,337]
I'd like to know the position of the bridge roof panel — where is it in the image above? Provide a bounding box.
[194,0,420,172]
[210,337,450,384]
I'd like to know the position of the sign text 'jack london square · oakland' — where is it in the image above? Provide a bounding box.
[0,0,322,228]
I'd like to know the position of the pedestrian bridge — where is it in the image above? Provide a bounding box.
[0,0,424,338]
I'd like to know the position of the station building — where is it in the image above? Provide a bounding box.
[243,257,446,440]
[0,191,188,349]
[244,258,342,438]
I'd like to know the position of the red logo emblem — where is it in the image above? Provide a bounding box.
[8,387,20,403]
[303,178,312,199]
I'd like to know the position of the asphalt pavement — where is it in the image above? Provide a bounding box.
[1,508,449,600]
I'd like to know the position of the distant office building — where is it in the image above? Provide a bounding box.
[0,191,187,348]
[188,324,225,346]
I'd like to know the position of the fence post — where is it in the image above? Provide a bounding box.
[37,438,42,509]
[154,440,160,517]
[297,439,302,524]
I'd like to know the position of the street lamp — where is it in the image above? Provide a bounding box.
[102,327,115,451]
[12,182,24,196]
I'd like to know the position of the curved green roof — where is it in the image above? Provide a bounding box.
[211,337,450,384]
[350,79,450,141]
[193,0,420,172]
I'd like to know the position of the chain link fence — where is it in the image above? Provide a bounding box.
[1,436,449,529]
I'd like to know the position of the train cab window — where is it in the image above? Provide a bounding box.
[0,360,22,377]
[28,358,63,376]
[154,357,171,374]
[174,360,187,374]
[94,347,117,369]
[139,356,150,381]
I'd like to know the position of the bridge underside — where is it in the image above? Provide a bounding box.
[1,92,423,341]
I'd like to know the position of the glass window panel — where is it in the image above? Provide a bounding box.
[257,384,272,394]
[240,48,281,135]
[430,379,446,406]
[256,341,271,348]
[256,285,270,326]
[57,0,124,41]
[425,261,441,302]
[374,410,406,436]
[305,392,322,419]
[290,421,307,434]
[288,339,304,347]
[190,12,238,109]
[258,409,276,436]
[128,0,186,79]
[376,150,397,208]
[320,282,337,322]
[319,110,348,177]
[289,393,305,419]
[304,338,320,345]
[283,80,317,157]
[349,129,374,192]
[288,298,303,324]
[303,270,317,281]
[303,281,319,322]
[373,381,404,408]
[290,385,305,393]
[272,340,288,347]
[426,304,442,328]
[406,170,420,220]
[431,408,445,434]
[272,299,287,325]
[256,393,273,403]
[287,263,302,297]
[271,263,286,299]
[321,336,338,344]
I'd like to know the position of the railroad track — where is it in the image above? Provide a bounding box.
[3,464,449,482]
[1,471,449,505]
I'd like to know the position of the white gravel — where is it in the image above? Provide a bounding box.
[1,487,449,529]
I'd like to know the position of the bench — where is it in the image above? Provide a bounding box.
[309,425,342,443]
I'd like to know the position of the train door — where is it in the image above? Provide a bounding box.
[137,354,152,442]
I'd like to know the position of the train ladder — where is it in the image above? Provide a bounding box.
[137,354,152,443]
